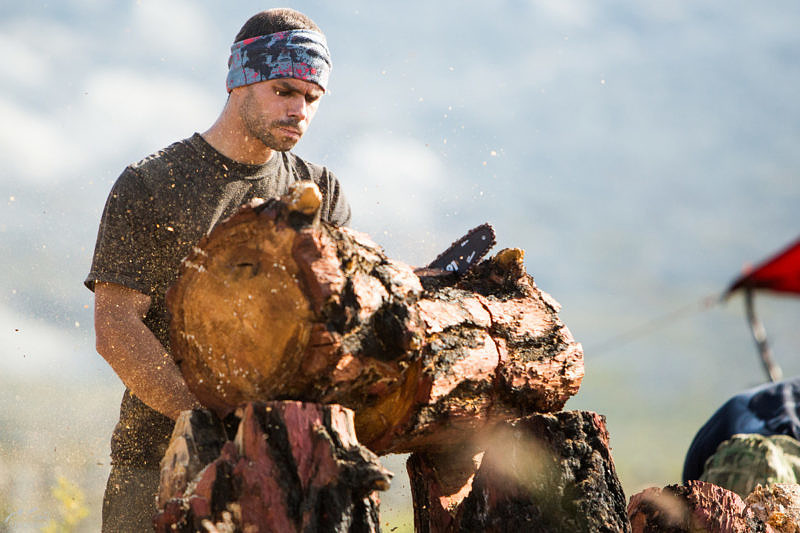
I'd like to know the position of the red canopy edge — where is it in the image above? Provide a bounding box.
[726,236,800,296]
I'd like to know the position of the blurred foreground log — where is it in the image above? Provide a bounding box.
[745,483,800,532]
[627,479,800,532]
[153,401,391,532]
[407,410,631,532]
[166,181,584,455]
[628,481,754,533]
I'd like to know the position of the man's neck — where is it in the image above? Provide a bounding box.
[201,107,274,165]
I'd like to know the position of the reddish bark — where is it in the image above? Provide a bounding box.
[153,401,391,533]
[156,408,228,508]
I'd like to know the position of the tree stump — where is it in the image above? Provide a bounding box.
[166,181,584,455]
[407,410,630,532]
[153,401,392,532]
[156,408,229,510]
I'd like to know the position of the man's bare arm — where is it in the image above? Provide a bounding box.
[94,281,202,420]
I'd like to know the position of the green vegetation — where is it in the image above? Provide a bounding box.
[1,496,11,533]
[41,477,89,533]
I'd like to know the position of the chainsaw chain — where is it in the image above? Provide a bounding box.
[427,223,496,275]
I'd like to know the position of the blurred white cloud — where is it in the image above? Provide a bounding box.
[71,68,220,168]
[82,67,217,129]
[535,0,596,27]
[0,304,97,379]
[0,16,90,89]
[0,33,48,88]
[0,97,84,183]
[0,68,219,186]
[130,0,219,65]
[340,134,452,263]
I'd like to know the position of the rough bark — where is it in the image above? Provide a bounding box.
[166,181,584,455]
[627,480,774,533]
[406,449,484,532]
[407,410,630,532]
[153,401,392,533]
[745,484,800,533]
[156,408,229,509]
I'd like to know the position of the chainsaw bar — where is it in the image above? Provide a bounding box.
[426,223,496,275]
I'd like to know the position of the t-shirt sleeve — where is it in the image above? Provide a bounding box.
[324,168,352,227]
[84,167,156,294]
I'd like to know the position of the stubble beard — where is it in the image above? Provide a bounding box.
[240,92,303,153]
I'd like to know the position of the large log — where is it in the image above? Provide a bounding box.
[408,410,631,532]
[166,181,584,455]
[153,401,391,532]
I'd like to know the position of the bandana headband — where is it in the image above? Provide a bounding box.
[226,29,332,93]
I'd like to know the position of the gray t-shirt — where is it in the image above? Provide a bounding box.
[86,133,350,464]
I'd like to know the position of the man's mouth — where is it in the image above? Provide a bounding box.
[277,125,303,138]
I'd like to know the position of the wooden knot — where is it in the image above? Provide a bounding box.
[494,247,525,271]
[284,181,322,215]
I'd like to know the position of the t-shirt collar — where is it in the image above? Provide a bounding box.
[187,133,281,180]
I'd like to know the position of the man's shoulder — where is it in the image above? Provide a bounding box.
[128,136,200,182]
[283,151,329,180]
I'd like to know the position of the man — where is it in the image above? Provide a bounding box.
[85,8,350,530]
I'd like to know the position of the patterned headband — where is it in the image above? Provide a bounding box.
[226,29,332,93]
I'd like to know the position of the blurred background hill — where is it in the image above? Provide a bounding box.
[1,1,799,530]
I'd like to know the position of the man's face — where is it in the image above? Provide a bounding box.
[238,78,323,152]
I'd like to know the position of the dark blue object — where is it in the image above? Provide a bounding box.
[682,376,800,482]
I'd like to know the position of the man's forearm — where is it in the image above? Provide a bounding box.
[95,282,201,420]
[99,320,201,420]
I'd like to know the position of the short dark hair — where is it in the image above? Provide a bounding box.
[235,8,323,43]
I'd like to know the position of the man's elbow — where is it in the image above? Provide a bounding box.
[93,282,151,360]
[94,306,131,363]
[94,320,118,361]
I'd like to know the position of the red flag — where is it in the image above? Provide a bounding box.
[727,236,800,296]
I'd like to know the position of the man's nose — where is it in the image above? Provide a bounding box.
[287,96,308,121]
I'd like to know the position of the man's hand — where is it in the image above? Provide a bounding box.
[94,282,202,420]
